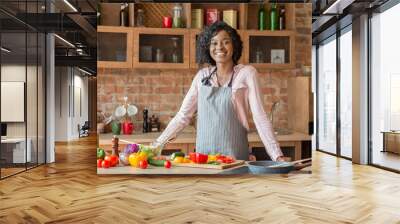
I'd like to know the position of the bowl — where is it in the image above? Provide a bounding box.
[246,161,294,174]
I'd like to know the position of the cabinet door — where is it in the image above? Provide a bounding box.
[97,26,133,68]
[243,30,295,69]
[133,28,190,69]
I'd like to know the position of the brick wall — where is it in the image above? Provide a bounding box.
[97,4,311,133]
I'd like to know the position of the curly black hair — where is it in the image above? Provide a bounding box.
[196,21,243,66]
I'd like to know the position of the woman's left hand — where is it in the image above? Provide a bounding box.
[276,156,291,162]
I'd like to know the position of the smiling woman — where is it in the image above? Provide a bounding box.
[154,21,286,162]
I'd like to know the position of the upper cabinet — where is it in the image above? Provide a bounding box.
[97,26,133,68]
[133,28,190,69]
[98,3,297,70]
[243,30,295,69]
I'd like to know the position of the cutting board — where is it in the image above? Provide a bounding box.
[172,160,245,170]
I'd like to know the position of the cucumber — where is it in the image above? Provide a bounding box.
[170,152,185,161]
[148,158,166,167]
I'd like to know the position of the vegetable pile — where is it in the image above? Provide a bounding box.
[97,144,236,170]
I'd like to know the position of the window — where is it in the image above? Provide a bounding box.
[339,27,352,158]
[317,36,337,154]
[371,2,400,171]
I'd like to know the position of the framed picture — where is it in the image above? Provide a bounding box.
[271,49,285,64]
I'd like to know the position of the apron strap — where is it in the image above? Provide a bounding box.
[201,66,236,87]
[201,67,217,86]
[227,69,235,87]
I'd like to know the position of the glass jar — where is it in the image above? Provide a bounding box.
[136,9,144,27]
[255,48,264,63]
[171,37,180,63]
[172,4,183,28]
[155,48,164,62]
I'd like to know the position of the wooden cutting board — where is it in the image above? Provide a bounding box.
[172,160,245,170]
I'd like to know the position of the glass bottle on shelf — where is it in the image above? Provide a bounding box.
[136,9,144,27]
[172,4,183,28]
[270,3,277,31]
[120,3,128,26]
[279,6,286,30]
[255,48,264,63]
[258,4,266,30]
[171,37,180,63]
[155,48,164,62]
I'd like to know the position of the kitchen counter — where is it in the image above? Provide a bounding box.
[97,164,246,175]
[97,164,312,175]
[98,131,311,160]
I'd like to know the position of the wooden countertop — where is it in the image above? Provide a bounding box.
[98,131,311,145]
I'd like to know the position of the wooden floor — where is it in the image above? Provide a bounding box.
[0,135,400,223]
[372,150,400,171]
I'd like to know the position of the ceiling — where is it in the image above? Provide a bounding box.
[0,0,97,75]
[312,0,390,43]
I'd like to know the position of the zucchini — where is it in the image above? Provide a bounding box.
[148,158,166,167]
[170,152,185,161]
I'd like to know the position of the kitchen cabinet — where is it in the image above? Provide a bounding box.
[133,28,190,69]
[97,26,133,68]
[242,30,296,69]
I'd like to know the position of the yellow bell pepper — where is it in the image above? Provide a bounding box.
[173,157,184,163]
[208,155,217,162]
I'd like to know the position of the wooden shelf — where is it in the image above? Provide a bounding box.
[97,3,298,70]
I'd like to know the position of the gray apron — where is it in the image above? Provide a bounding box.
[196,71,249,160]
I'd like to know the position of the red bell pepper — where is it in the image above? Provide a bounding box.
[196,153,208,164]
[189,152,197,162]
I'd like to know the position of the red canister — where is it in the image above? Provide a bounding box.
[206,9,220,26]
[162,16,172,28]
[122,121,134,135]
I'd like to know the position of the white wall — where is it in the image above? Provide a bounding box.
[54,67,89,141]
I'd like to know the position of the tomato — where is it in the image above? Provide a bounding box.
[104,155,112,162]
[139,160,148,169]
[196,153,208,164]
[109,155,119,167]
[101,160,110,168]
[224,156,234,164]
[164,160,171,169]
[97,159,103,168]
[216,155,226,161]
[217,158,225,164]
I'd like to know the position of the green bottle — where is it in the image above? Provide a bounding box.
[270,3,277,31]
[258,4,266,30]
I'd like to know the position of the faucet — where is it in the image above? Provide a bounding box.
[270,101,280,128]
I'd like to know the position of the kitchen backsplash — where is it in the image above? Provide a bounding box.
[97,4,311,132]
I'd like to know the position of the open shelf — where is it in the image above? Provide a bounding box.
[97,3,298,70]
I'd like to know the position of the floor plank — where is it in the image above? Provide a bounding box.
[0,135,399,223]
